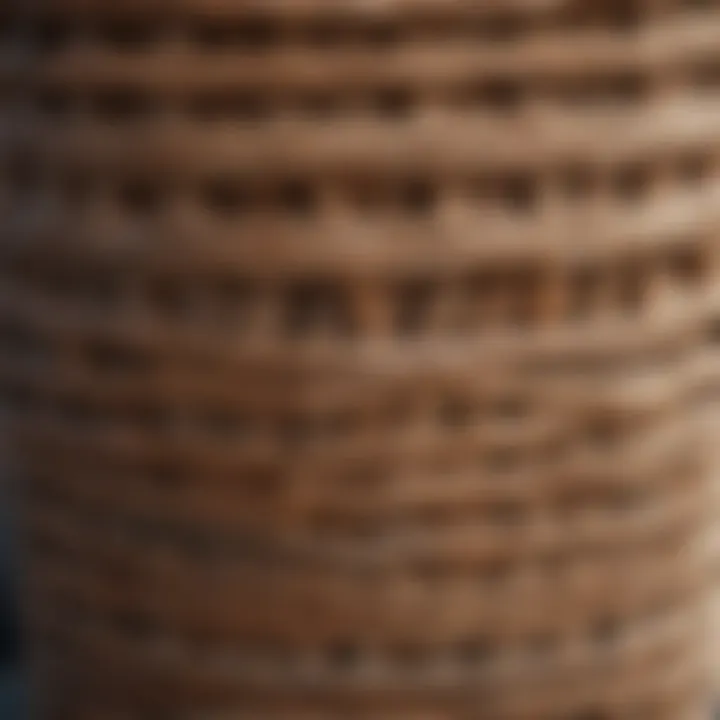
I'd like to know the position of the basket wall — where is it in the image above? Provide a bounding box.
[0,1,718,718]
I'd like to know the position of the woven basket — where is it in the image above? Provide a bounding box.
[1,1,718,718]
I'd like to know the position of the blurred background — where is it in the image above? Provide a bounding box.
[0,495,24,719]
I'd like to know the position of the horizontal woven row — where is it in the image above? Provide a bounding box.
[4,101,720,177]
[0,255,711,353]
[3,0,710,23]
[29,605,705,718]
[8,26,720,91]
[26,489,706,635]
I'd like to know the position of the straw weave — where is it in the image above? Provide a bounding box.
[0,0,718,717]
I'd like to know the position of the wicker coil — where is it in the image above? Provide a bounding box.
[0,0,718,718]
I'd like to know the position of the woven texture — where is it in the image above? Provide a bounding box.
[0,0,718,718]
